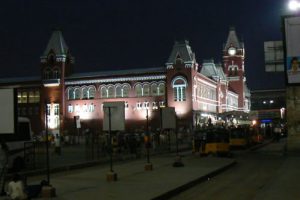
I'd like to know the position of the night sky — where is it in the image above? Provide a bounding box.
[0,0,289,90]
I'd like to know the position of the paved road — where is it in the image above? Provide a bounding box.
[171,139,292,200]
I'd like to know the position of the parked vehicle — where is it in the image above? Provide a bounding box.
[199,127,230,157]
[229,126,250,149]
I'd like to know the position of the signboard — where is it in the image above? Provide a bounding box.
[283,15,300,85]
[103,102,125,131]
[74,116,81,129]
[0,89,16,134]
[161,107,176,129]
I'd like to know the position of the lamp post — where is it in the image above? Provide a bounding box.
[144,108,153,171]
[44,101,50,185]
[173,111,184,167]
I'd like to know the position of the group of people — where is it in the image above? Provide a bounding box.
[0,142,48,200]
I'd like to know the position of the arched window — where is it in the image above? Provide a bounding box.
[115,85,122,98]
[101,87,108,98]
[135,84,143,97]
[108,86,114,98]
[48,54,55,65]
[44,68,51,79]
[151,83,158,96]
[88,86,95,99]
[158,83,165,96]
[82,87,88,99]
[172,76,187,101]
[68,88,75,100]
[53,68,60,79]
[74,88,81,99]
[123,84,130,97]
[234,67,238,76]
[143,84,150,96]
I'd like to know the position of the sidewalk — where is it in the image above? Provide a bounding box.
[27,154,235,200]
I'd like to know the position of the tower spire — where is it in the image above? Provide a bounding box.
[224,27,243,50]
[42,29,69,57]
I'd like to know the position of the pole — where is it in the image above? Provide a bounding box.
[108,107,113,172]
[146,109,150,164]
[45,101,50,185]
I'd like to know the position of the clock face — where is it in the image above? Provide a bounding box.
[228,47,236,56]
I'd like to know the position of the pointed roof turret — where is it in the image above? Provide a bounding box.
[224,27,244,50]
[167,40,196,64]
[42,29,69,56]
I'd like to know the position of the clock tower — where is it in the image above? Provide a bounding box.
[223,27,250,112]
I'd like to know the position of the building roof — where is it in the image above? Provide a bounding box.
[224,27,244,50]
[0,76,40,84]
[200,60,220,80]
[42,29,69,56]
[66,67,165,80]
[167,40,196,64]
[215,63,227,81]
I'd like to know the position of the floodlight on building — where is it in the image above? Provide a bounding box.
[288,0,300,11]
[270,100,274,104]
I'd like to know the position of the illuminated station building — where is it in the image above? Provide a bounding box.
[0,27,250,135]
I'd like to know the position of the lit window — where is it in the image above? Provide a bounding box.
[108,86,114,98]
[158,83,165,96]
[123,85,130,97]
[34,91,40,103]
[21,92,28,103]
[159,101,165,107]
[75,104,80,113]
[74,88,81,99]
[135,84,143,97]
[54,104,59,115]
[143,101,149,109]
[88,87,95,99]
[143,84,150,96]
[172,76,187,102]
[82,104,88,112]
[68,88,75,100]
[82,87,88,99]
[89,103,95,112]
[151,84,158,96]
[17,92,22,104]
[101,87,108,98]
[29,91,35,103]
[68,105,73,113]
[116,85,122,98]
[152,102,158,109]
[137,102,142,109]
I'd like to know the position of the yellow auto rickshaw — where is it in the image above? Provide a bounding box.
[200,127,230,156]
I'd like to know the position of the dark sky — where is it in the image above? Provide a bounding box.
[0,0,289,90]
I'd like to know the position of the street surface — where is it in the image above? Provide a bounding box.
[171,139,290,200]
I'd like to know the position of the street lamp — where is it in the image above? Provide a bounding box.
[289,0,300,11]
[144,108,153,171]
